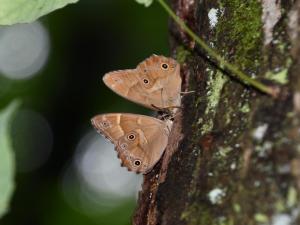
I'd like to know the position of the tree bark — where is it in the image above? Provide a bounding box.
[134,0,300,224]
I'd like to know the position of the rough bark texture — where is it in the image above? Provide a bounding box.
[134,0,300,224]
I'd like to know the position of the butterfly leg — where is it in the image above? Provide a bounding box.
[180,91,195,95]
[151,104,183,111]
[157,110,175,121]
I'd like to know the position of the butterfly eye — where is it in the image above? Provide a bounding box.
[134,160,141,167]
[143,79,149,84]
[127,133,136,141]
[161,63,169,70]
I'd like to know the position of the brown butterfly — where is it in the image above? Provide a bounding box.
[91,113,171,173]
[91,55,181,173]
[103,55,182,111]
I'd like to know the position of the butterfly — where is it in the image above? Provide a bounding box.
[103,54,182,111]
[91,55,181,173]
[91,113,171,173]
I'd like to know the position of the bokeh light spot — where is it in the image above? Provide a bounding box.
[11,109,53,172]
[0,21,50,80]
[62,131,142,214]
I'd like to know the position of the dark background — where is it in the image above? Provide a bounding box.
[0,1,169,224]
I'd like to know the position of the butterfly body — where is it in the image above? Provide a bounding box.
[91,113,171,173]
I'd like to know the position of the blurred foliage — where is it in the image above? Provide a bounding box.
[0,0,78,25]
[0,0,168,225]
[0,101,19,218]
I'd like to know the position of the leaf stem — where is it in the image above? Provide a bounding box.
[157,0,276,97]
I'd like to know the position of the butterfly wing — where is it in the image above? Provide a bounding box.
[103,55,182,110]
[91,113,170,173]
[102,69,154,109]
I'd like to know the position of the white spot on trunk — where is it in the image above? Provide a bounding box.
[262,0,281,45]
[230,162,236,170]
[252,124,269,141]
[208,8,219,28]
[208,188,226,204]
[271,214,292,225]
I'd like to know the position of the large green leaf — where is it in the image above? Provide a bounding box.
[0,101,19,218]
[0,0,79,25]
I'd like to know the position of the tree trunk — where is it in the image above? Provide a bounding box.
[133,0,300,224]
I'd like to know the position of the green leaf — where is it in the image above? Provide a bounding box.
[135,0,153,7]
[0,0,79,25]
[0,101,20,218]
